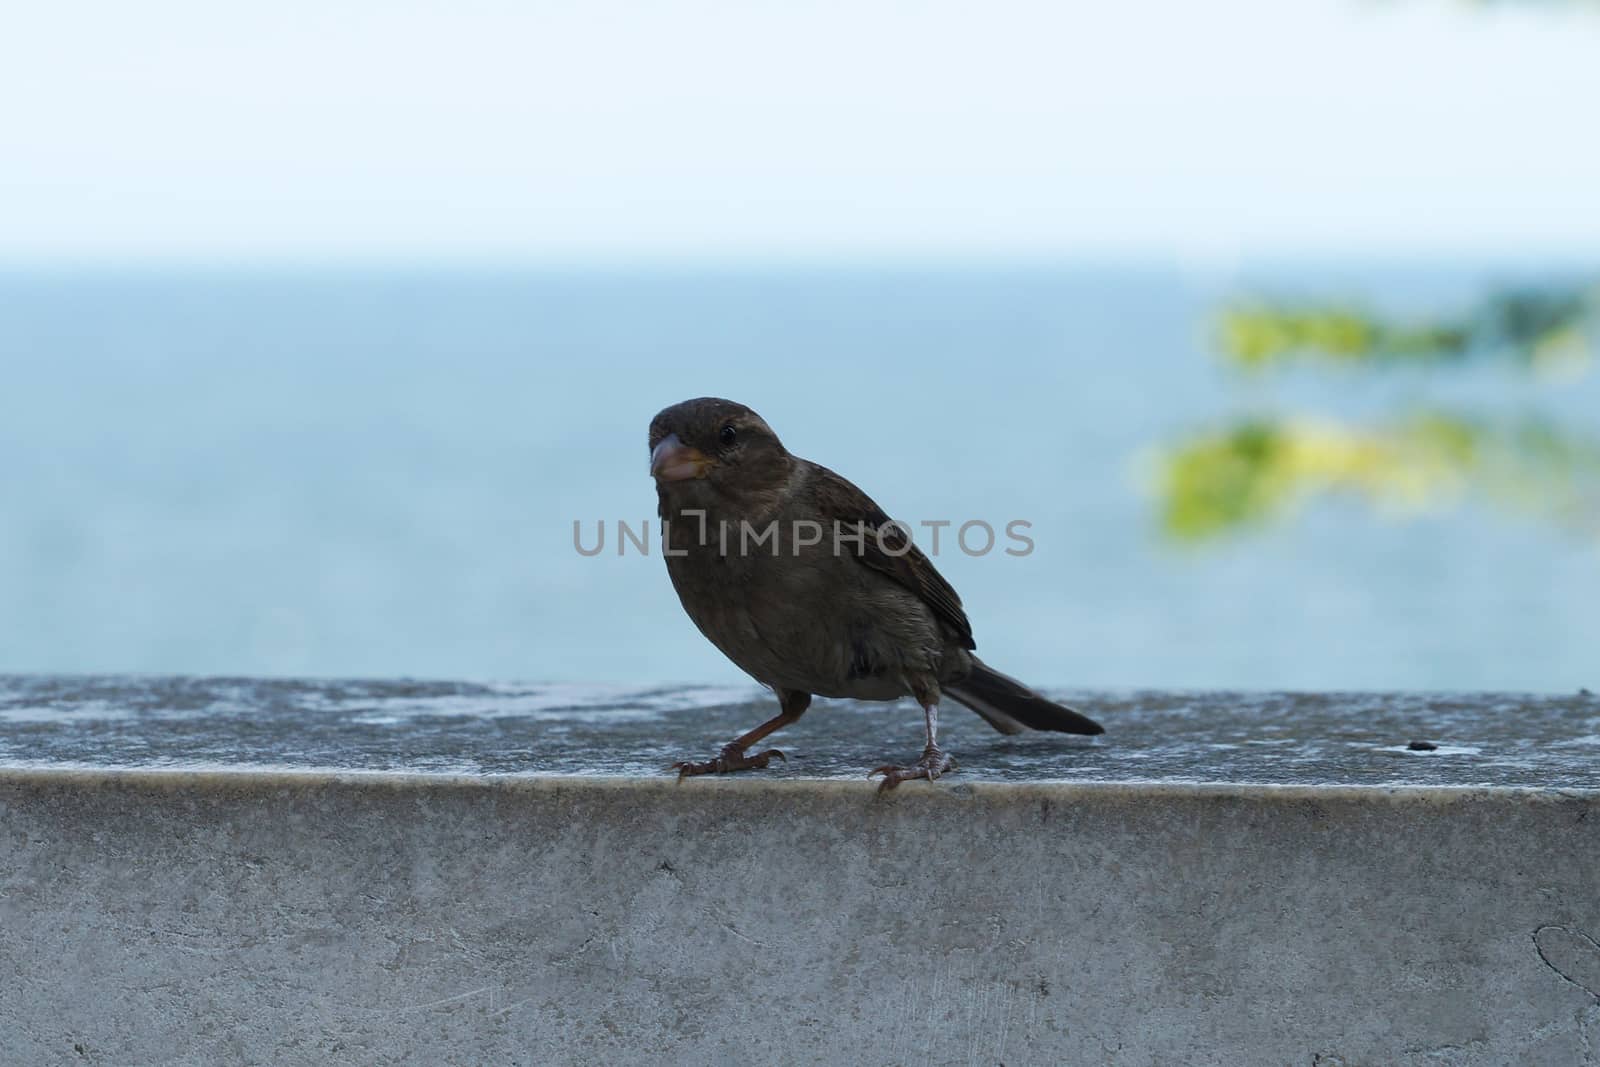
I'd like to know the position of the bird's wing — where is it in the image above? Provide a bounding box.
[805,461,976,650]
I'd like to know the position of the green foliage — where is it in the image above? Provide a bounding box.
[1158,413,1600,541]
[1217,288,1596,375]
[1155,286,1600,542]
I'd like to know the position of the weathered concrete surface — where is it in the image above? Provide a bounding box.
[3,677,1600,1066]
[4,674,1599,788]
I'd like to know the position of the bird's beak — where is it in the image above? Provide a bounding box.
[650,433,711,481]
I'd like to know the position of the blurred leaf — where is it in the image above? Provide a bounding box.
[1156,413,1600,541]
[1215,286,1596,377]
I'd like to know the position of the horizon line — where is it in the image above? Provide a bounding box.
[2,249,1599,279]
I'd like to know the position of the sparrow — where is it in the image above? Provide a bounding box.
[648,397,1103,790]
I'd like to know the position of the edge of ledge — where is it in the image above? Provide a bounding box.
[1,764,1597,806]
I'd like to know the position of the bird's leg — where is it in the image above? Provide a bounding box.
[869,701,957,793]
[673,691,810,779]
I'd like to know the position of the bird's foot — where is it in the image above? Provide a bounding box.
[673,742,786,779]
[868,745,957,793]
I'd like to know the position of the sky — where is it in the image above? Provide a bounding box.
[2,0,1599,265]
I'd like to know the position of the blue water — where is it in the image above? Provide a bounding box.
[2,266,1595,691]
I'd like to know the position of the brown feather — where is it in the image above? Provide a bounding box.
[801,461,976,651]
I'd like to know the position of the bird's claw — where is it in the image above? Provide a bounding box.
[673,743,786,780]
[868,746,957,793]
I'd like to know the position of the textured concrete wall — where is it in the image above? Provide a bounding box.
[3,769,1598,1066]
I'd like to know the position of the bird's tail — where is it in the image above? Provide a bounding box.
[946,658,1104,736]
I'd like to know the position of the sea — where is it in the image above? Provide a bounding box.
[2,263,1595,693]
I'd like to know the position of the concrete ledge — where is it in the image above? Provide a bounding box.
[3,678,1600,1065]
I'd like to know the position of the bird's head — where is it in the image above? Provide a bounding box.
[648,397,792,509]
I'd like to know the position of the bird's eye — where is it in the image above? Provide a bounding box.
[718,424,738,446]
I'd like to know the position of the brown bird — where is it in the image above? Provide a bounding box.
[649,397,1103,790]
